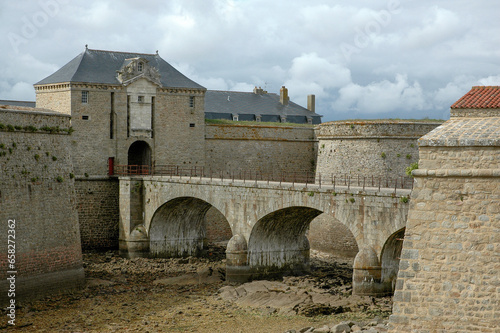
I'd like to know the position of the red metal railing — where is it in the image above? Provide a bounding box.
[113,164,414,191]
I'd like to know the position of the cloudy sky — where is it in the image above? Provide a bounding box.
[1,0,499,121]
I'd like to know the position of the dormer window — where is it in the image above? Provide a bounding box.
[138,62,143,72]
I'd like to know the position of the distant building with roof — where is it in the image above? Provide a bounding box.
[205,87,321,124]
[450,85,500,117]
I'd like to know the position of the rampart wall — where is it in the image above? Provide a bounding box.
[315,121,442,179]
[205,124,317,174]
[0,106,84,305]
[75,177,119,251]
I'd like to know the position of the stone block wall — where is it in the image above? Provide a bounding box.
[70,85,120,176]
[316,121,442,179]
[34,84,72,115]
[0,107,84,305]
[154,89,206,167]
[205,124,317,175]
[205,207,232,245]
[75,177,119,251]
[389,116,500,332]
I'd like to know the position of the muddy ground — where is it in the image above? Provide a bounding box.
[1,248,392,332]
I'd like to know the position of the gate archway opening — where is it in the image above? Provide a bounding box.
[128,140,151,169]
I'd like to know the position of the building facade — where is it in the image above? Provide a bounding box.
[35,48,207,176]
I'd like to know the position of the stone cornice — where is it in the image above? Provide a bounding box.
[157,87,206,95]
[317,135,423,140]
[413,169,500,178]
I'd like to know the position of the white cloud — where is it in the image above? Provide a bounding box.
[333,74,427,114]
[477,75,500,86]
[0,0,499,120]
[403,6,464,49]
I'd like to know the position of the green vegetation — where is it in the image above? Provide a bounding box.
[336,118,444,123]
[0,123,73,134]
[34,154,40,161]
[349,198,356,203]
[52,156,57,161]
[55,176,64,183]
[400,196,409,203]
[406,162,419,177]
[406,154,412,159]
[381,152,386,159]
[205,118,315,128]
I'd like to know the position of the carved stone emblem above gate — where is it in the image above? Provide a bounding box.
[116,57,161,86]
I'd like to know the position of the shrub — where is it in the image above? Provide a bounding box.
[406,162,418,177]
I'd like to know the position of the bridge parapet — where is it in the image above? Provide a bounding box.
[114,164,413,193]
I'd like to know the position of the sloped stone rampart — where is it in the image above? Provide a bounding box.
[0,107,84,305]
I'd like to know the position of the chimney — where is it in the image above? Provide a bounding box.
[253,86,264,95]
[307,94,315,112]
[280,86,289,105]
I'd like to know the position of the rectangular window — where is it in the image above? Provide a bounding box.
[138,96,144,103]
[189,96,195,108]
[138,62,143,72]
[82,115,89,120]
[189,123,195,127]
[82,90,89,103]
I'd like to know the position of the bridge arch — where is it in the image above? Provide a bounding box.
[308,214,359,258]
[247,206,322,277]
[149,196,231,257]
[380,227,405,294]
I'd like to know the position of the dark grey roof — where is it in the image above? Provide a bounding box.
[204,90,322,124]
[35,48,205,90]
[0,100,36,108]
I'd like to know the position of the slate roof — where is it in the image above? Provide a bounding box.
[35,48,205,90]
[451,86,500,109]
[0,100,36,108]
[419,117,500,147]
[205,90,322,124]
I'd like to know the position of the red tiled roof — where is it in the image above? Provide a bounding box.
[451,86,500,109]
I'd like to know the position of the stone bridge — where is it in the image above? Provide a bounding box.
[118,176,411,296]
